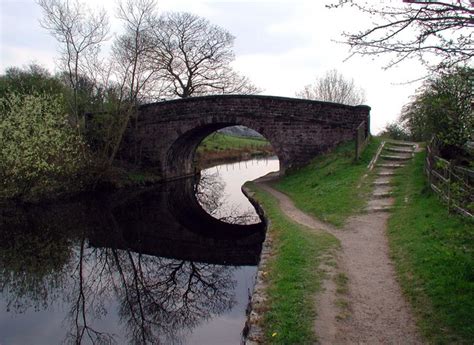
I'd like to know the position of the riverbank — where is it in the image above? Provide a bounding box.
[196,133,274,168]
[1,133,271,204]
[244,182,338,344]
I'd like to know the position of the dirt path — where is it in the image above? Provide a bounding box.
[256,142,423,344]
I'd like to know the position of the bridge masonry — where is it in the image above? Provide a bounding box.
[120,95,370,180]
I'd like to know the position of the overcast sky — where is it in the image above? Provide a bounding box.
[0,0,429,133]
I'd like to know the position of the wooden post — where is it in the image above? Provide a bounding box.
[426,144,432,187]
[427,159,431,187]
[355,130,360,161]
[354,120,365,162]
[447,161,452,213]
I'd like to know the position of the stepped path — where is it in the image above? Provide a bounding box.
[257,141,423,344]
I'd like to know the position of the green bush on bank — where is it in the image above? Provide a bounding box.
[0,92,87,199]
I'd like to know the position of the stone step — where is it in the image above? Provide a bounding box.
[373,191,393,198]
[377,171,396,177]
[368,197,394,206]
[381,154,412,161]
[366,192,395,211]
[373,180,391,186]
[387,141,417,147]
[385,147,414,154]
[366,205,393,213]
[377,163,406,169]
[373,185,391,194]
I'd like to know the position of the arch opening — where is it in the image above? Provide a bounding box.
[168,124,280,225]
[196,125,276,170]
[165,123,282,178]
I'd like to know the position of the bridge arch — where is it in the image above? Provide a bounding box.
[166,121,281,178]
[122,95,370,180]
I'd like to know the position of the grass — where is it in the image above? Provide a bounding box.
[276,137,381,226]
[334,272,350,321]
[387,151,474,344]
[334,272,349,294]
[196,132,274,167]
[197,132,270,153]
[246,183,338,344]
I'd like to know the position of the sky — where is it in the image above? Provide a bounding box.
[0,0,429,133]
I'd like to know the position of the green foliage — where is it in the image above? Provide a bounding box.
[276,137,380,226]
[388,152,474,344]
[0,64,123,135]
[0,64,66,99]
[246,184,338,344]
[58,72,123,116]
[0,92,86,198]
[380,122,411,141]
[400,67,473,151]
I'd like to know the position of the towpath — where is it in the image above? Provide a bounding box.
[256,141,423,344]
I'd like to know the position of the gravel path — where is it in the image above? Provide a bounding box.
[255,141,423,344]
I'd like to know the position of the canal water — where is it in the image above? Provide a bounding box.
[0,156,279,345]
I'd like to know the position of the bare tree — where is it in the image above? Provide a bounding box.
[329,0,474,69]
[113,0,159,104]
[149,12,260,98]
[296,69,366,105]
[96,0,161,168]
[38,0,109,128]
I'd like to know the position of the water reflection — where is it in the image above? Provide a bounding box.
[197,156,280,224]
[196,170,258,224]
[0,176,265,344]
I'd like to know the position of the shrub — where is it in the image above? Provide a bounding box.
[0,92,87,198]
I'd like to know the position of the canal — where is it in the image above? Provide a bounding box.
[0,156,279,344]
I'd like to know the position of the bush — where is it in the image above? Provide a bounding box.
[400,67,473,153]
[0,92,87,198]
[380,122,411,141]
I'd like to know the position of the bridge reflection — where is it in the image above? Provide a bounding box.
[1,177,265,266]
[94,177,265,265]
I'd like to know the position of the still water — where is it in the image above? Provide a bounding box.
[0,156,279,345]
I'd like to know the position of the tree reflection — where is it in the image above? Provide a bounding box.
[110,251,236,344]
[63,245,237,344]
[0,211,74,314]
[63,237,116,345]
[0,222,237,344]
[195,170,259,224]
[0,178,262,344]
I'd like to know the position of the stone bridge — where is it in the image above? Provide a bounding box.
[121,95,370,179]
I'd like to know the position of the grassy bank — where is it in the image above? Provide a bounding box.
[246,183,338,344]
[197,132,270,154]
[196,133,273,166]
[388,152,474,344]
[276,137,381,226]
[198,132,270,151]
